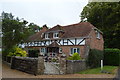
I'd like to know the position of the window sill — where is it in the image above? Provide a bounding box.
[96,37,100,40]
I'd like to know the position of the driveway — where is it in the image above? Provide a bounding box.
[2,62,116,79]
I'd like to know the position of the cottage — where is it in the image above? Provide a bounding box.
[24,22,104,58]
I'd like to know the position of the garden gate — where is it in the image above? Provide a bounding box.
[43,54,67,75]
[44,56,61,74]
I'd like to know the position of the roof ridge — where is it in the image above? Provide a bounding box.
[62,22,92,27]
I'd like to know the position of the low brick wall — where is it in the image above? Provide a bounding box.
[11,57,38,75]
[66,60,87,74]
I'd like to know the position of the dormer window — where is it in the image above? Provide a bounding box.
[96,31,100,39]
[45,33,49,39]
[41,33,44,38]
[53,32,59,38]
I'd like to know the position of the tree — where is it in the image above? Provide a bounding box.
[81,2,120,49]
[28,23,41,35]
[2,12,30,52]
[2,12,42,55]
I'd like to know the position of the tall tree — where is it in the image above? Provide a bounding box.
[81,2,120,49]
[2,12,30,50]
[28,23,41,34]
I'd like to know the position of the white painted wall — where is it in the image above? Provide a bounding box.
[25,38,85,47]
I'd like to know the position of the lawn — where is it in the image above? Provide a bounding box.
[78,66,118,74]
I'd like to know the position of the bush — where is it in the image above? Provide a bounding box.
[7,46,27,57]
[28,49,39,57]
[86,49,103,68]
[104,48,120,66]
[67,53,81,60]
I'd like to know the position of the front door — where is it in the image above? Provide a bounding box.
[47,47,59,57]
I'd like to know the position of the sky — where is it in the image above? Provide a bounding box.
[0,0,89,27]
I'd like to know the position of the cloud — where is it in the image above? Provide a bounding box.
[1,0,88,27]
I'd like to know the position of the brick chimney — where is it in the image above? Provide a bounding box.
[42,24,48,31]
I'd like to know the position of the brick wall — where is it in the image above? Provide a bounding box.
[86,29,104,51]
[60,45,85,58]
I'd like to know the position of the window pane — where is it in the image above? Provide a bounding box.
[71,48,73,54]
[74,48,76,53]
[77,48,80,54]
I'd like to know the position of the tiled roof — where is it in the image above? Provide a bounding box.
[27,25,48,42]
[27,22,96,41]
[61,22,94,38]
[45,25,63,33]
[47,41,59,47]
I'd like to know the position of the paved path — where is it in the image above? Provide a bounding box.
[2,63,116,78]
[44,62,60,74]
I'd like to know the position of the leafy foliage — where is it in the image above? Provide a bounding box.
[28,49,39,57]
[86,49,103,68]
[104,48,120,66]
[67,53,81,60]
[2,12,41,55]
[81,2,120,49]
[28,23,42,34]
[7,46,27,57]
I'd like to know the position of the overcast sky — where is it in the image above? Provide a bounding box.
[0,0,88,27]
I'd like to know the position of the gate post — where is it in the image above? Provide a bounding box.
[37,53,45,75]
[60,54,66,74]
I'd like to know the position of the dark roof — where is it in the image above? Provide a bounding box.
[27,22,97,41]
[27,25,48,42]
[45,25,63,33]
[27,31,43,42]
[62,22,94,38]
[47,41,59,47]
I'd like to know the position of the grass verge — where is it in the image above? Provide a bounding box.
[78,66,118,74]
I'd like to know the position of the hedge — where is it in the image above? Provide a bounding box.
[86,49,103,68]
[28,49,39,57]
[104,48,120,66]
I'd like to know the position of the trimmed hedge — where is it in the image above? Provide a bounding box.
[104,48,120,66]
[86,49,103,68]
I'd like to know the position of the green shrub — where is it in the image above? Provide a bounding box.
[86,49,103,68]
[28,49,39,57]
[104,48,120,66]
[67,53,81,60]
[7,46,27,57]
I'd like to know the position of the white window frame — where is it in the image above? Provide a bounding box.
[70,48,80,55]
[41,33,44,38]
[45,33,49,39]
[40,48,46,53]
[73,48,78,53]
[53,32,59,38]
[96,31,100,39]
[59,48,62,53]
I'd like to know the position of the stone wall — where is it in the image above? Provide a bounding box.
[10,56,87,75]
[66,60,87,74]
[11,57,38,75]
